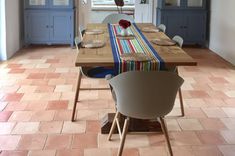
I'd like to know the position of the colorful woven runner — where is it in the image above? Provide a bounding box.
[108,23,164,75]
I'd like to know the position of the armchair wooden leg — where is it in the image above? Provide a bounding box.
[178,88,185,116]
[159,117,173,156]
[71,69,82,122]
[117,118,130,156]
[108,112,120,141]
[175,67,185,117]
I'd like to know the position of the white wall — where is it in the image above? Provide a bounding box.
[0,0,22,61]
[0,0,7,60]
[209,0,235,65]
[4,0,22,60]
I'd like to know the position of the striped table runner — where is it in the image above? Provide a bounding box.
[108,23,164,75]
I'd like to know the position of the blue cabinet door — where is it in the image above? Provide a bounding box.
[185,12,206,43]
[25,11,50,43]
[50,12,73,44]
[163,11,186,39]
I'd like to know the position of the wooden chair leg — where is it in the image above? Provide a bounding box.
[71,69,82,122]
[175,67,185,117]
[117,118,130,156]
[159,117,173,156]
[178,88,185,116]
[108,112,120,141]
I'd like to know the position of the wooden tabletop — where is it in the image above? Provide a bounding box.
[75,23,197,68]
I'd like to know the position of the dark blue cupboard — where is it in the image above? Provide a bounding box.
[157,0,207,46]
[24,0,74,46]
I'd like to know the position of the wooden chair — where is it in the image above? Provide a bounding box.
[107,71,184,156]
[72,28,114,121]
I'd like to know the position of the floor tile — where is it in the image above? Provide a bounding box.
[0,150,28,156]
[45,134,72,150]
[84,148,112,156]
[220,118,235,130]
[222,107,235,117]
[147,133,167,146]
[184,108,207,118]
[27,73,45,79]
[220,130,235,144]
[218,145,235,156]
[172,146,194,156]
[54,85,73,93]
[86,120,101,133]
[189,91,210,98]
[112,148,139,156]
[53,110,72,121]
[139,147,168,156]
[2,93,23,102]
[17,134,47,150]
[72,133,97,149]
[202,107,227,118]
[47,100,68,110]
[192,146,223,156]
[225,91,235,98]
[25,101,48,111]
[61,121,86,134]
[178,119,203,130]
[12,122,39,134]
[0,122,16,134]
[30,110,55,122]
[38,121,63,134]
[5,102,27,111]
[0,102,8,111]
[200,118,226,130]
[171,131,202,146]
[17,86,37,93]
[0,135,21,150]
[0,111,13,122]
[9,111,33,122]
[196,131,226,145]
[35,85,55,93]
[28,150,56,156]
[56,149,83,156]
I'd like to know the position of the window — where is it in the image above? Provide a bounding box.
[92,0,135,6]
[91,0,135,10]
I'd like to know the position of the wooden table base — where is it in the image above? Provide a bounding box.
[101,113,162,134]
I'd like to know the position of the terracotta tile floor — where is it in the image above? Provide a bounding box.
[0,46,235,156]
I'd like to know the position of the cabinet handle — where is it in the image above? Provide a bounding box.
[184,26,187,29]
[46,25,49,28]
[180,26,184,29]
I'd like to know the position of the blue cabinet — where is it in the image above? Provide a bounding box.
[24,0,74,46]
[25,12,50,42]
[50,12,73,42]
[157,0,207,46]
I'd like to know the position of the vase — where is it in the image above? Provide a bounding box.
[121,29,129,36]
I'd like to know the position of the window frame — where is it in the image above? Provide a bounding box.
[91,0,135,11]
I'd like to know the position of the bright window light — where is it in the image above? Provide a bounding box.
[92,0,135,6]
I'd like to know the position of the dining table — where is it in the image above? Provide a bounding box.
[75,23,197,134]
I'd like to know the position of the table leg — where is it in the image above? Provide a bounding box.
[71,68,82,122]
